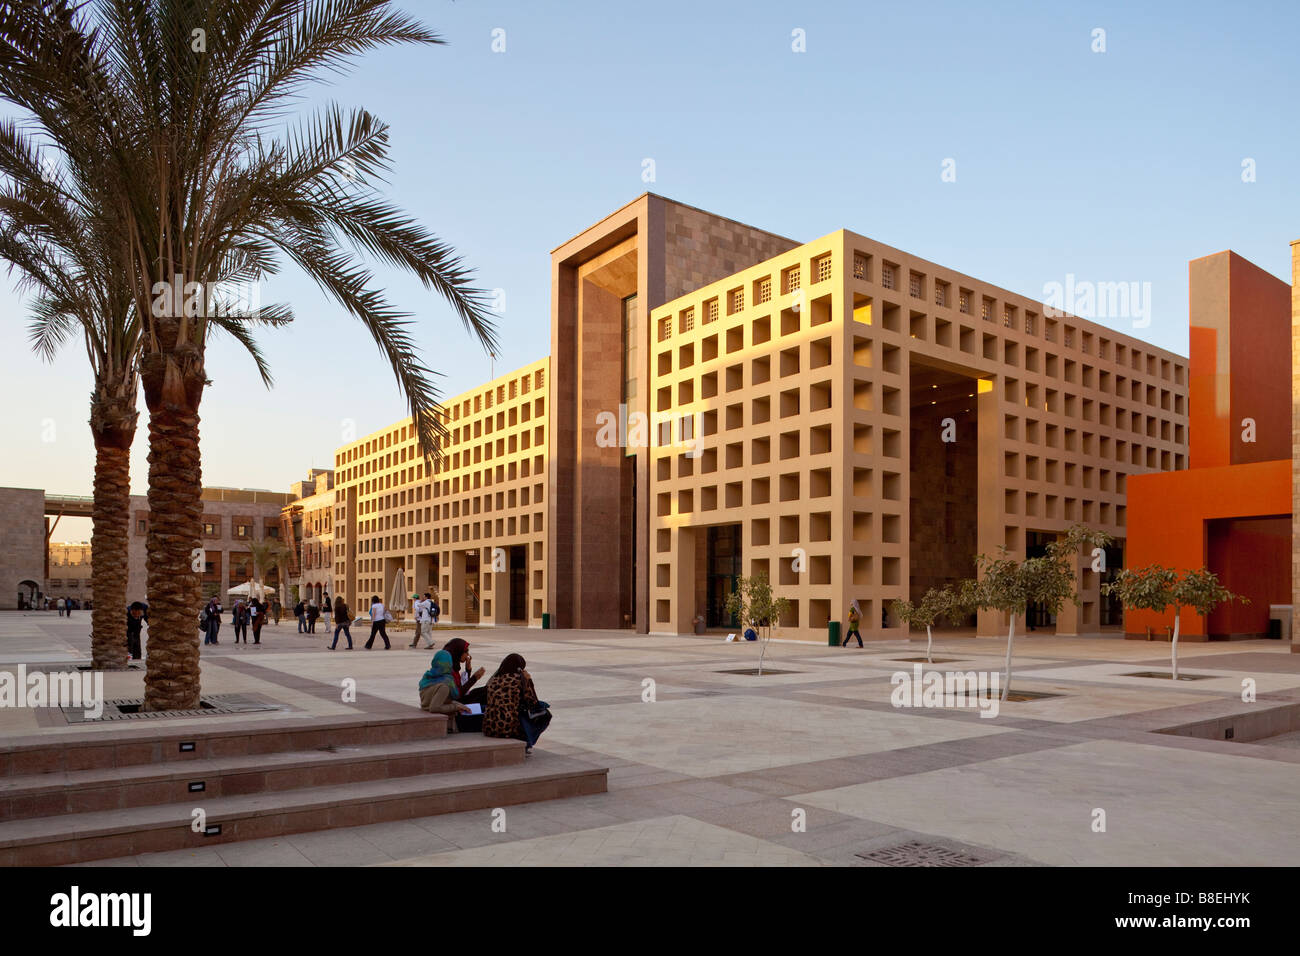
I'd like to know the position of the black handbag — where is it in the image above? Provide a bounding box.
[519,699,552,747]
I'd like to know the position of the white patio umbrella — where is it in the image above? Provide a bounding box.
[388,568,409,619]
[228,580,270,601]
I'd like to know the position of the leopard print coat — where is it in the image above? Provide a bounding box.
[483,671,538,741]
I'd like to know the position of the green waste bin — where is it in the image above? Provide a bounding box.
[828,621,841,647]
[542,612,551,630]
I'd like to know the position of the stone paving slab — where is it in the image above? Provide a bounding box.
[7,615,1300,867]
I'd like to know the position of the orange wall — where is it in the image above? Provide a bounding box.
[1187,251,1291,467]
[1124,459,1290,636]
[1206,516,1289,635]
[1227,254,1291,464]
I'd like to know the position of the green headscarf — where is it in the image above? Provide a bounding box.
[419,649,459,696]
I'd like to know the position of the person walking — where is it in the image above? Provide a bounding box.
[409,592,430,648]
[320,593,332,631]
[202,597,222,645]
[250,599,267,645]
[271,596,282,625]
[65,597,74,617]
[330,596,353,650]
[841,600,864,648]
[430,593,440,627]
[56,597,64,617]
[294,599,306,633]
[365,595,391,650]
[232,599,249,645]
[126,601,148,660]
[307,599,320,634]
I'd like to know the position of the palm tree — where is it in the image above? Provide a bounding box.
[247,537,293,603]
[0,121,282,672]
[0,2,496,709]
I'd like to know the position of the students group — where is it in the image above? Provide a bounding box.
[418,637,550,755]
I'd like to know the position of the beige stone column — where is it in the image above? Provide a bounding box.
[976,376,1003,636]
[675,526,697,635]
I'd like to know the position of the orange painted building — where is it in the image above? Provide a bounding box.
[1124,250,1292,640]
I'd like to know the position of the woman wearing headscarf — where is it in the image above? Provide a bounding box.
[842,600,863,648]
[441,638,487,706]
[418,649,472,730]
[483,654,548,754]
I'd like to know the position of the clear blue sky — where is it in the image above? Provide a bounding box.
[2,0,1297,541]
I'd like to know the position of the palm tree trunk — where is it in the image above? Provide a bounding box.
[89,392,135,670]
[141,352,205,711]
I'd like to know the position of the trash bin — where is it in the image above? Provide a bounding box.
[542,612,551,630]
[828,621,841,647]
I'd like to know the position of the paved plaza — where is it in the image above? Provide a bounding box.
[2,611,1298,866]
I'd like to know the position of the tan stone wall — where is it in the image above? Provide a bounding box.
[126,493,290,605]
[47,542,94,603]
[0,487,48,608]
[660,202,800,304]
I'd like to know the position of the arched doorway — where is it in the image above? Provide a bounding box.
[17,580,40,609]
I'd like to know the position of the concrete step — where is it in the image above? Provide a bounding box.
[0,712,449,777]
[0,735,523,821]
[0,752,609,865]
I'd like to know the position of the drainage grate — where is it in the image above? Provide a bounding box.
[957,688,1063,702]
[886,657,964,664]
[856,840,993,867]
[62,693,282,723]
[1123,671,1215,681]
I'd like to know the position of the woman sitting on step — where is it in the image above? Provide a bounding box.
[418,649,472,730]
[441,638,487,707]
[483,654,549,755]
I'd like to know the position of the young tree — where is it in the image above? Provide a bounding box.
[972,526,1112,700]
[0,2,499,709]
[892,585,967,664]
[1105,566,1245,679]
[723,572,791,676]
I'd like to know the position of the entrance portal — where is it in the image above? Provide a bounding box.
[705,524,741,627]
[509,545,527,622]
[908,359,979,606]
[464,551,481,624]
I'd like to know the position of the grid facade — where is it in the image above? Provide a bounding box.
[647,230,1189,640]
[333,358,550,626]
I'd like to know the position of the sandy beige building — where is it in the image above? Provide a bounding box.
[47,542,93,604]
[145,487,293,604]
[281,470,335,605]
[332,357,549,625]
[325,194,1190,641]
[646,230,1188,640]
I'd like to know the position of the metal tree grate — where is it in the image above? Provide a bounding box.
[62,693,282,723]
[856,840,993,867]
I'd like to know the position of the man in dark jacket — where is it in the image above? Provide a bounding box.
[126,602,148,660]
